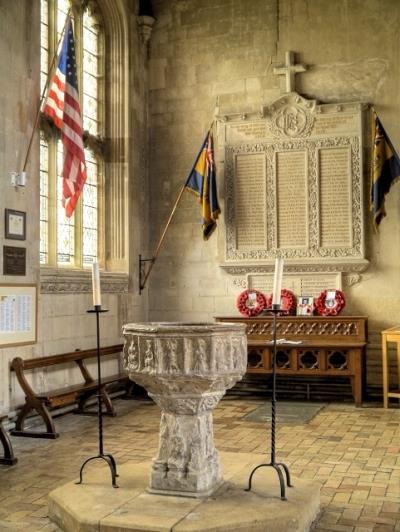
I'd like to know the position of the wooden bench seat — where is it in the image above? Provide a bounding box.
[11,344,127,439]
[0,415,17,465]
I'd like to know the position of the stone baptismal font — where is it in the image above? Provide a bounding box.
[122,321,247,497]
[48,321,320,531]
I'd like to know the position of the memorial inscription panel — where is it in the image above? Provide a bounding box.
[235,153,266,249]
[248,272,342,298]
[219,92,367,274]
[276,150,307,248]
[319,147,351,247]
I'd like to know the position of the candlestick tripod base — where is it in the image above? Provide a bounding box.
[76,306,118,488]
[245,306,293,500]
[245,459,292,501]
[76,452,119,489]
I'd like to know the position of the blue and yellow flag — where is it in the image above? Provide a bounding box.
[371,112,400,230]
[185,130,220,239]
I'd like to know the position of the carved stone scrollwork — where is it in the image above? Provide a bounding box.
[41,268,128,294]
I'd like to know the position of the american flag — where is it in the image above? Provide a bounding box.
[43,19,87,218]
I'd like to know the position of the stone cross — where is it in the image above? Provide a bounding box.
[273,51,307,93]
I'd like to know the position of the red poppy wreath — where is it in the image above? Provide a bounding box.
[315,289,345,316]
[265,289,297,315]
[236,289,267,317]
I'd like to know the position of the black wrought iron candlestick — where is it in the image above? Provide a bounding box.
[245,305,293,500]
[76,305,118,488]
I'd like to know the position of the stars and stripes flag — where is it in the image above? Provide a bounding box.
[42,18,87,218]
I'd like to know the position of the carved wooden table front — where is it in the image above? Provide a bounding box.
[215,315,368,406]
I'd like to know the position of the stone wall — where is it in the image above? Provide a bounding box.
[0,0,149,415]
[147,0,400,393]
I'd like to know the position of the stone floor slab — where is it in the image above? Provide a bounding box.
[48,452,320,532]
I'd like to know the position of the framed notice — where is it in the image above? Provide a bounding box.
[0,284,37,346]
[5,209,26,240]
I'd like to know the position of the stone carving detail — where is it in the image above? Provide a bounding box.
[193,338,208,374]
[220,94,368,275]
[232,277,247,289]
[268,94,316,138]
[343,273,362,286]
[122,322,247,497]
[221,261,369,275]
[143,339,155,372]
[41,269,128,294]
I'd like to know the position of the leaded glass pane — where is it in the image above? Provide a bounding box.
[83,117,99,134]
[40,136,49,265]
[40,0,49,92]
[83,53,98,76]
[83,71,98,98]
[56,141,75,264]
[40,221,48,264]
[82,10,100,135]
[83,25,98,55]
[82,148,98,265]
[57,0,70,39]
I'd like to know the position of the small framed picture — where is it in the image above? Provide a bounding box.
[297,296,314,316]
[5,209,26,241]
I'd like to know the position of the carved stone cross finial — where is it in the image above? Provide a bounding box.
[273,51,307,93]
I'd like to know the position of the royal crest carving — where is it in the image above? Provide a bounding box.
[267,94,316,138]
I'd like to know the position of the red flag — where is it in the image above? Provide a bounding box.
[43,19,87,218]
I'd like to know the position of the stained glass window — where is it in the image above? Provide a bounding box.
[40,0,103,268]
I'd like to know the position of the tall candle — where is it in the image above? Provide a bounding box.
[91,261,101,307]
[272,257,284,306]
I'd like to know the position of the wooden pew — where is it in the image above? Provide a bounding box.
[11,344,127,439]
[0,416,17,465]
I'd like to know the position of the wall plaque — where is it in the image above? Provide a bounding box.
[0,284,37,346]
[3,246,26,276]
[217,91,368,274]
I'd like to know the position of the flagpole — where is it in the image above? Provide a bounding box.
[139,121,216,293]
[21,11,71,173]
[139,182,186,292]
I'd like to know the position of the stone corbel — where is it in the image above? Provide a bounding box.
[137,15,156,45]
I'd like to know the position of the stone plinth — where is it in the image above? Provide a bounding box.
[122,322,247,497]
[48,452,320,532]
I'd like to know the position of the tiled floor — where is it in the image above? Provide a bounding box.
[0,397,399,531]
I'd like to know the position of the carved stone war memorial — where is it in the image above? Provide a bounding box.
[219,51,367,294]
[47,52,367,531]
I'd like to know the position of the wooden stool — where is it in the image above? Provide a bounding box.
[0,416,17,465]
[381,326,400,408]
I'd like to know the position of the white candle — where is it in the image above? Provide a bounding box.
[272,257,284,306]
[91,261,101,307]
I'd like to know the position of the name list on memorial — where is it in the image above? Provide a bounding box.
[235,153,266,249]
[276,150,307,247]
[249,273,341,297]
[319,147,351,247]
